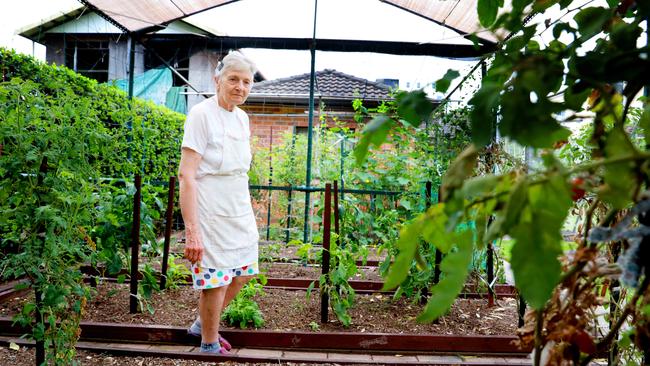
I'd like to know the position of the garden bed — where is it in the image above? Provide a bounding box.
[260,261,383,282]
[0,281,518,336]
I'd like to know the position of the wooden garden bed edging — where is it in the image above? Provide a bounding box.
[0,317,529,355]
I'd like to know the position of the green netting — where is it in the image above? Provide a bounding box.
[165,86,187,114]
[111,67,186,113]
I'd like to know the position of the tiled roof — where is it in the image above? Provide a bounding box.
[251,69,393,101]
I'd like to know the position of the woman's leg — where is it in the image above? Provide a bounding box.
[222,275,255,308]
[199,286,228,343]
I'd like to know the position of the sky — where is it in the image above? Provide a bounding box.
[0,0,482,97]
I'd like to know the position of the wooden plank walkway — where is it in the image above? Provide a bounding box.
[0,336,535,365]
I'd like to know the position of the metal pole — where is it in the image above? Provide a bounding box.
[646,18,649,98]
[127,35,135,161]
[160,176,176,289]
[129,174,142,313]
[340,134,345,201]
[303,0,318,243]
[286,186,293,243]
[320,183,332,323]
[266,127,273,241]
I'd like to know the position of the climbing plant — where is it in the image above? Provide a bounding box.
[356,1,650,364]
[0,48,183,364]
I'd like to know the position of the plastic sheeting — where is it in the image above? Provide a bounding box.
[165,86,188,114]
[111,67,187,114]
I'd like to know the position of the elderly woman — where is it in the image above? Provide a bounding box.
[179,51,259,354]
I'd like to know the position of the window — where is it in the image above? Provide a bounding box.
[145,47,190,87]
[65,40,109,82]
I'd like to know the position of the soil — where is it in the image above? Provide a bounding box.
[1,281,517,335]
[1,241,516,365]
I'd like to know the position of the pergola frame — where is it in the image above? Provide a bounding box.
[74,0,498,243]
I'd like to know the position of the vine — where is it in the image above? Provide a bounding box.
[356,1,650,364]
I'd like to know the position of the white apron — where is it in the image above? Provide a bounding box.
[196,112,259,270]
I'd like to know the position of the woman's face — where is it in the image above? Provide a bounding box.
[216,69,253,110]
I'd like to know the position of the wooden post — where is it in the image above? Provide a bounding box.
[320,183,332,323]
[160,176,176,289]
[518,293,526,327]
[487,241,495,307]
[433,186,443,285]
[333,180,340,244]
[35,157,48,366]
[421,181,433,304]
[129,175,142,313]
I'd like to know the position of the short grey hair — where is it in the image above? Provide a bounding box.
[214,51,257,80]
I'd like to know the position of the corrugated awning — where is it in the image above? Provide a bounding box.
[78,0,499,45]
[79,0,240,33]
[380,0,498,44]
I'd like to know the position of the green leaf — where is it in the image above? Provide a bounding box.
[501,177,529,234]
[509,176,571,309]
[354,115,395,164]
[469,83,500,147]
[395,90,434,127]
[417,230,473,322]
[574,7,610,40]
[499,87,571,148]
[599,128,638,208]
[459,174,500,199]
[610,21,643,52]
[564,83,591,111]
[434,69,460,94]
[382,215,425,290]
[510,227,562,310]
[14,282,30,291]
[477,0,502,27]
[441,144,479,200]
[512,0,533,14]
[43,286,67,308]
[638,105,650,147]
[421,204,453,253]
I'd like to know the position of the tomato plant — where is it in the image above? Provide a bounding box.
[0,48,186,364]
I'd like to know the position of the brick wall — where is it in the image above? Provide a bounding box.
[242,102,360,148]
[242,104,307,146]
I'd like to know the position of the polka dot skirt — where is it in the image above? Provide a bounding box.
[191,262,259,289]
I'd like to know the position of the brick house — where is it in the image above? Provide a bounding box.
[244,69,393,147]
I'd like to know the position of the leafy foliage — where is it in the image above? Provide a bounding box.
[0,47,186,363]
[0,48,184,180]
[0,77,116,364]
[354,1,650,364]
[221,277,266,329]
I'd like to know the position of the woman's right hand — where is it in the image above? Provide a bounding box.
[184,226,204,264]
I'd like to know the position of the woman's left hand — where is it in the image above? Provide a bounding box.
[184,226,203,263]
